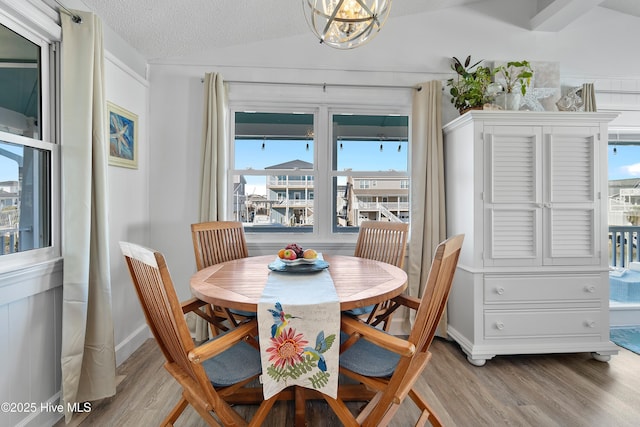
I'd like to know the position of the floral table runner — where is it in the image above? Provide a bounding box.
[258,255,340,399]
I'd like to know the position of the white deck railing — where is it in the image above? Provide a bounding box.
[609,226,640,267]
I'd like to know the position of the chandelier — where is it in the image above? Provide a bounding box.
[302,0,392,49]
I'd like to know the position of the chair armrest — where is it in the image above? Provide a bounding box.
[181,297,208,314]
[341,315,415,357]
[393,294,420,311]
[188,320,258,364]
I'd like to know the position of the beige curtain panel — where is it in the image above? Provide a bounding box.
[60,10,116,423]
[582,83,597,112]
[408,80,448,337]
[194,72,229,341]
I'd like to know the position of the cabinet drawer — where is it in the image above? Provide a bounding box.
[484,309,602,337]
[484,274,603,303]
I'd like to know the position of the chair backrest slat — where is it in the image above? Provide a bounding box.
[120,242,201,382]
[411,234,463,354]
[191,221,249,270]
[354,221,409,269]
[401,235,463,380]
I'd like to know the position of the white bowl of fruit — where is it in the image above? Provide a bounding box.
[277,243,318,265]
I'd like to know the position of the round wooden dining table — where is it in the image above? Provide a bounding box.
[189,254,408,313]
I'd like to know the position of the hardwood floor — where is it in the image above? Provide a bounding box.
[55,338,640,426]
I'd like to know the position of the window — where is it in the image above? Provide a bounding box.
[230,108,409,235]
[607,138,640,266]
[0,20,58,265]
[332,112,409,231]
[232,111,315,231]
[608,138,640,227]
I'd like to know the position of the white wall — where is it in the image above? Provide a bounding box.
[104,53,151,365]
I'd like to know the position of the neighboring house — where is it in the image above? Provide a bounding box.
[231,175,247,222]
[262,160,409,227]
[0,188,18,211]
[344,176,409,225]
[0,180,19,194]
[609,178,640,225]
[265,159,314,226]
[243,193,270,224]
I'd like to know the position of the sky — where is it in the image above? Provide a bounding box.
[0,141,22,182]
[608,144,640,181]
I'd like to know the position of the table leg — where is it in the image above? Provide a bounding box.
[295,386,306,427]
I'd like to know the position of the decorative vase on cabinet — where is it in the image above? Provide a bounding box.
[495,92,522,110]
[443,110,619,366]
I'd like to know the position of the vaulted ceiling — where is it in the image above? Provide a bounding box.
[76,0,640,61]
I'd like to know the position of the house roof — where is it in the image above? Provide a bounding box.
[265,159,313,170]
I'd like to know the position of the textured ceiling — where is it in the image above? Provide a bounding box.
[76,0,640,61]
[77,0,484,60]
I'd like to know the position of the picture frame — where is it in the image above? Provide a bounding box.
[107,101,138,169]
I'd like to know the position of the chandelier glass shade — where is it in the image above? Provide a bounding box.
[302,0,392,49]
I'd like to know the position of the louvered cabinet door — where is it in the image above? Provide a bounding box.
[484,126,543,267]
[543,126,601,265]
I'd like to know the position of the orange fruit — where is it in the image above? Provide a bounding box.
[278,248,286,259]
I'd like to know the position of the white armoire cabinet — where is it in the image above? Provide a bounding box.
[443,111,619,366]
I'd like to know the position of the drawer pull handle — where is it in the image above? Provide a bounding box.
[584,285,596,293]
[585,321,596,328]
[496,322,505,330]
[496,287,505,295]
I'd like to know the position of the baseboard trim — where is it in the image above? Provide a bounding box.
[115,323,151,366]
[15,392,62,427]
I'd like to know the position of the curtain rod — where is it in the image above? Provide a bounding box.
[596,89,640,95]
[203,79,421,91]
[54,0,82,23]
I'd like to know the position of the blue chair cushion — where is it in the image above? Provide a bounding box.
[201,335,261,387]
[229,308,257,317]
[343,304,375,317]
[339,331,401,377]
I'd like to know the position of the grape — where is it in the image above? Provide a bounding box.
[285,243,304,258]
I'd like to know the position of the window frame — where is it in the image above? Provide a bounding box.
[0,10,60,273]
[228,102,410,243]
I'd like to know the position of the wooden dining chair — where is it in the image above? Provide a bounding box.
[333,234,464,427]
[346,220,409,330]
[120,241,277,426]
[191,221,256,333]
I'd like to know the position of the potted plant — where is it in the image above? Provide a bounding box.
[492,60,534,110]
[446,56,493,115]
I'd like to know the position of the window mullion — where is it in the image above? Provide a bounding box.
[315,106,331,239]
